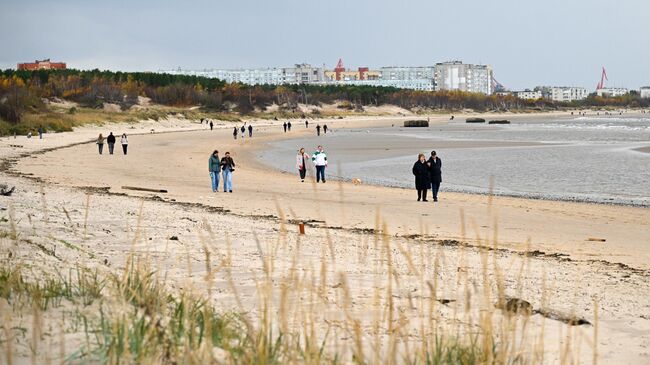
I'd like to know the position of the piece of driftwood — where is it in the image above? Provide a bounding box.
[466,117,486,123]
[489,120,511,124]
[0,184,15,196]
[587,237,606,242]
[121,186,168,193]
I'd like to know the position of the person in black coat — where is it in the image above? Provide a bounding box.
[412,153,431,201]
[106,132,116,154]
[427,150,442,202]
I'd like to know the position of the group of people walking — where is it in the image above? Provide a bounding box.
[295,145,328,183]
[233,124,253,139]
[96,132,128,155]
[412,151,442,202]
[208,150,236,192]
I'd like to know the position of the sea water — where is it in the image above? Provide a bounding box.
[259,116,650,206]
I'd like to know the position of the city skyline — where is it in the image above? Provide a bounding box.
[2,0,649,90]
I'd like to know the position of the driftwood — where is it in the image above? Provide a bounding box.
[466,117,486,123]
[0,184,15,196]
[587,237,606,242]
[489,120,511,124]
[121,186,168,193]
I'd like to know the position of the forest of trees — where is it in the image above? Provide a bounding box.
[1,68,648,125]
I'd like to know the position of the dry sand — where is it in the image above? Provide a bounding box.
[1,112,650,363]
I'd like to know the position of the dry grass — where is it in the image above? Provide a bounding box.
[0,184,598,365]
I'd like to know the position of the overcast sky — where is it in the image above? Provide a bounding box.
[1,0,648,90]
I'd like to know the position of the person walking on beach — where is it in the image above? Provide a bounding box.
[312,145,327,183]
[241,125,246,138]
[287,121,292,131]
[233,127,238,140]
[106,132,116,154]
[96,133,105,155]
[323,124,328,134]
[38,127,43,139]
[209,120,214,130]
[305,120,309,128]
[316,124,321,136]
[248,124,253,137]
[120,133,128,155]
[413,153,430,202]
[208,150,220,192]
[427,150,442,202]
[296,147,310,182]
[283,122,288,133]
[220,152,235,193]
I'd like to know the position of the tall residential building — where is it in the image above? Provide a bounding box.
[329,79,435,91]
[433,61,493,94]
[641,87,650,99]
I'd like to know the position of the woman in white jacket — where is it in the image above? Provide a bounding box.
[296,147,310,182]
[120,133,128,155]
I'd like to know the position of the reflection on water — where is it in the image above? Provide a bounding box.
[259,116,650,206]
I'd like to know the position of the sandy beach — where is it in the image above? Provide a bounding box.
[2,113,650,363]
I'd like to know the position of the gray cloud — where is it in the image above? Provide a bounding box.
[1,0,648,90]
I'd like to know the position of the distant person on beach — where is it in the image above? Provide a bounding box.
[312,145,327,183]
[233,127,238,140]
[287,121,292,131]
[427,150,442,202]
[316,124,321,136]
[106,132,116,154]
[220,152,235,193]
[283,122,288,133]
[305,120,309,128]
[241,125,246,138]
[120,133,128,155]
[96,133,105,154]
[412,153,430,202]
[208,150,220,192]
[296,147,310,182]
[323,124,328,134]
[38,127,43,139]
[200,118,204,124]
[209,121,214,130]
[248,124,253,137]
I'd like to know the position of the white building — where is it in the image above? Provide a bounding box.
[161,64,325,85]
[325,78,435,91]
[379,66,435,81]
[596,88,629,97]
[545,87,589,102]
[433,61,493,94]
[639,87,650,99]
[514,90,543,100]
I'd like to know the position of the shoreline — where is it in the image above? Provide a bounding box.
[8,112,650,270]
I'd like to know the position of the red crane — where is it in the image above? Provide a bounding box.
[596,67,608,90]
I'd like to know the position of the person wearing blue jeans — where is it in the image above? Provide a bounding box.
[220,152,235,192]
[311,145,327,183]
[208,150,220,192]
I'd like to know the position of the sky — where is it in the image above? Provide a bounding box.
[1,0,648,90]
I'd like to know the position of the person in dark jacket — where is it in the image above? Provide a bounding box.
[233,127,238,140]
[412,153,430,202]
[248,124,253,137]
[220,152,235,192]
[316,124,321,136]
[427,150,442,202]
[209,120,214,130]
[106,132,116,154]
[283,122,288,133]
[287,121,292,131]
[208,150,220,192]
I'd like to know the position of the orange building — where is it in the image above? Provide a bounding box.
[17,59,67,71]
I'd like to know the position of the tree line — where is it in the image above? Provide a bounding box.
[1,68,649,124]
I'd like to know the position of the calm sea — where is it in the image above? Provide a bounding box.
[259,115,650,206]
